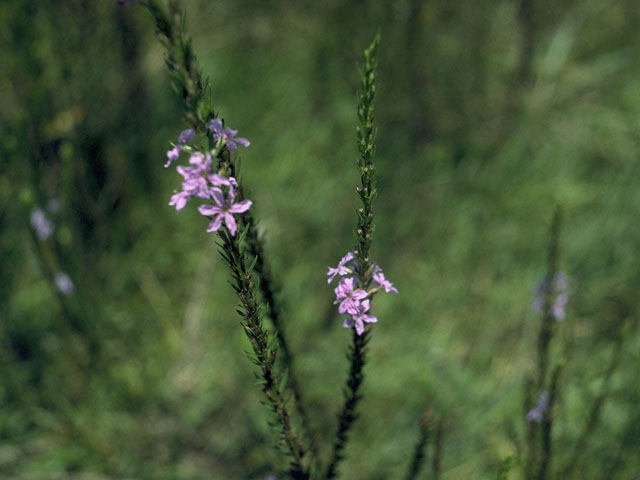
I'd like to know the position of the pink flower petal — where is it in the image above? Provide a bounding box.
[229,199,252,214]
[210,188,224,207]
[198,204,222,216]
[169,192,189,211]
[209,174,230,186]
[224,213,237,236]
[206,214,224,233]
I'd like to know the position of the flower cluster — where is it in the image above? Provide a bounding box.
[531,272,570,321]
[526,390,549,423]
[165,121,251,236]
[327,252,397,335]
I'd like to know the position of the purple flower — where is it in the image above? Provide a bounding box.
[343,299,377,335]
[531,272,569,321]
[552,293,568,320]
[526,390,549,423]
[165,128,197,168]
[30,208,54,241]
[165,147,180,168]
[54,272,74,296]
[327,255,397,334]
[207,118,250,152]
[178,128,196,145]
[334,277,368,314]
[372,266,398,293]
[327,252,356,283]
[169,153,215,211]
[198,183,252,236]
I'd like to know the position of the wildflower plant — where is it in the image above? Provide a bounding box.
[5,0,640,477]
[135,1,411,473]
[524,209,567,480]
[104,0,640,478]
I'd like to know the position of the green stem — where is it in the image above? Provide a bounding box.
[536,208,561,390]
[537,365,561,480]
[218,228,308,479]
[325,33,381,479]
[325,329,369,479]
[404,410,431,480]
[432,419,444,480]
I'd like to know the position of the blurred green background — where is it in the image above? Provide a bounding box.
[2,0,640,478]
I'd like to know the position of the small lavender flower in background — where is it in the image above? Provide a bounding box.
[552,292,569,321]
[165,128,196,168]
[54,272,74,296]
[197,182,252,236]
[30,207,54,241]
[207,118,250,152]
[532,272,570,321]
[526,390,549,423]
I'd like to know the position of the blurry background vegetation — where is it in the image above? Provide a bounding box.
[2,0,640,478]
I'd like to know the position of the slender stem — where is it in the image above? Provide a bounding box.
[404,410,431,480]
[218,228,308,479]
[243,216,319,461]
[538,365,561,480]
[325,329,369,479]
[537,208,561,390]
[432,419,444,480]
[325,33,380,479]
[524,376,538,480]
[527,208,562,480]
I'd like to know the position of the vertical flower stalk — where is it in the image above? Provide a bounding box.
[525,207,565,480]
[354,34,380,277]
[139,0,314,473]
[538,365,561,480]
[140,1,316,455]
[536,208,562,390]
[325,33,382,480]
[218,228,308,479]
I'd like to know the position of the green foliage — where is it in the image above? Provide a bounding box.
[2,0,640,479]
